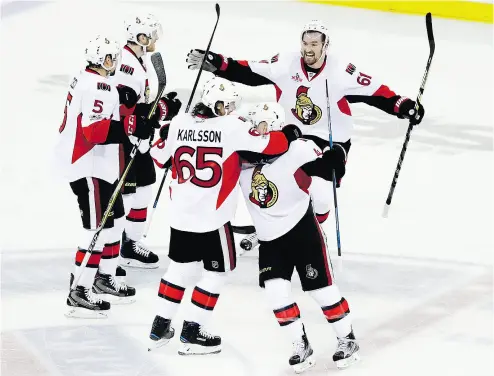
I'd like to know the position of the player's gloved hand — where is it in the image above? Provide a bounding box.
[116,85,138,109]
[134,92,182,124]
[186,49,225,72]
[123,115,153,140]
[323,144,347,181]
[281,124,302,145]
[159,123,170,141]
[395,97,425,126]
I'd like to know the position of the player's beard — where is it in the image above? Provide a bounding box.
[303,52,319,66]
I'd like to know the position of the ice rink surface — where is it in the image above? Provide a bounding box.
[1,1,493,375]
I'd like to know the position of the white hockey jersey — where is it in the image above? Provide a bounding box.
[112,45,151,153]
[239,138,322,241]
[150,113,289,233]
[222,51,398,143]
[54,69,120,183]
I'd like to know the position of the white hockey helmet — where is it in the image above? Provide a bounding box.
[125,13,163,48]
[301,20,330,50]
[201,77,241,116]
[248,102,286,132]
[85,35,121,72]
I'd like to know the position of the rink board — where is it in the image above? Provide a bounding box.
[300,0,494,23]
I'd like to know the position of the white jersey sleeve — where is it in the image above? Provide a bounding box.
[233,117,289,155]
[241,52,292,83]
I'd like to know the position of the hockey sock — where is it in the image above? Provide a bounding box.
[124,185,152,241]
[73,229,106,288]
[156,261,196,319]
[264,278,305,341]
[309,285,353,338]
[185,270,227,326]
[99,217,124,276]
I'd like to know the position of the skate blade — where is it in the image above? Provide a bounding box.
[335,352,360,369]
[96,293,136,305]
[147,336,173,352]
[119,259,159,269]
[64,307,108,319]
[292,355,316,374]
[178,343,221,356]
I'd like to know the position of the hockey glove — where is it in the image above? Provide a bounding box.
[281,124,302,145]
[116,85,138,109]
[186,49,226,72]
[323,144,347,181]
[134,92,182,123]
[123,115,153,140]
[159,123,170,141]
[395,97,425,126]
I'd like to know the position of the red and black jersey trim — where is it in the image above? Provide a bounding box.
[126,207,147,222]
[75,248,102,268]
[322,298,350,323]
[191,286,220,311]
[158,279,186,303]
[102,241,120,259]
[273,303,301,327]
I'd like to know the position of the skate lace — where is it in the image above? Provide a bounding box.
[336,337,353,353]
[198,326,215,339]
[245,233,258,243]
[109,275,128,292]
[84,288,103,304]
[292,339,306,356]
[133,241,151,257]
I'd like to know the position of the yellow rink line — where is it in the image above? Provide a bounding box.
[299,1,493,23]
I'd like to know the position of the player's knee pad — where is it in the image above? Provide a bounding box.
[197,269,229,294]
[308,284,342,306]
[264,278,293,309]
[78,228,108,251]
[310,177,333,215]
[133,185,153,209]
[165,260,200,286]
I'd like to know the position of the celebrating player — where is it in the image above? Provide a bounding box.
[187,19,425,246]
[115,14,182,269]
[55,36,158,318]
[147,77,301,355]
[239,102,359,371]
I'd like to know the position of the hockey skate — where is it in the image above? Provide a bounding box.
[65,285,110,319]
[240,232,259,251]
[333,331,360,369]
[289,326,316,374]
[120,232,159,269]
[92,272,136,304]
[178,321,221,355]
[148,315,175,351]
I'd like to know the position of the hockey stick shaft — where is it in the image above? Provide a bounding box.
[143,4,221,238]
[71,53,167,290]
[325,80,342,257]
[382,13,435,218]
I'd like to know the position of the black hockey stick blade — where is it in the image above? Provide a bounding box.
[215,3,220,16]
[426,13,435,55]
[151,52,167,86]
[232,225,256,235]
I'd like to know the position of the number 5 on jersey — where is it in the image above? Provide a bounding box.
[174,146,223,188]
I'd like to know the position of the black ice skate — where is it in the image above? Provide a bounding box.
[289,325,316,374]
[240,232,259,251]
[65,285,110,319]
[178,320,221,355]
[92,273,136,304]
[120,233,159,269]
[148,315,175,351]
[333,330,360,369]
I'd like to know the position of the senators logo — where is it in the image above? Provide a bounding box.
[249,167,278,209]
[291,86,322,125]
[120,64,134,75]
[97,82,111,91]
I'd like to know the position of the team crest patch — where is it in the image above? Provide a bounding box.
[306,264,318,279]
[346,63,356,75]
[291,86,322,125]
[249,166,278,209]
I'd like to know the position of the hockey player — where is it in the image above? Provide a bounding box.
[115,14,182,269]
[147,77,302,355]
[55,36,158,317]
[239,102,359,371]
[187,19,425,245]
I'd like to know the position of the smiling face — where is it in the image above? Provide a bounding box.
[301,31,325,66]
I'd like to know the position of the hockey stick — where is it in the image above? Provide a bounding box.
[325,79,342,258]
[143,3,221,238]
[70,53,167,290]
[382,13,435,218]
[232,225,256,235]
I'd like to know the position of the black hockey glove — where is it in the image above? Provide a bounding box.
[159,123,170,141]
[281,124,302,145]
[123,115,153,140]
[134,92,182,124]
[323,144,347,181]
[395,97,425,126]
[116,85,138,109]
[186,49,225,72]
